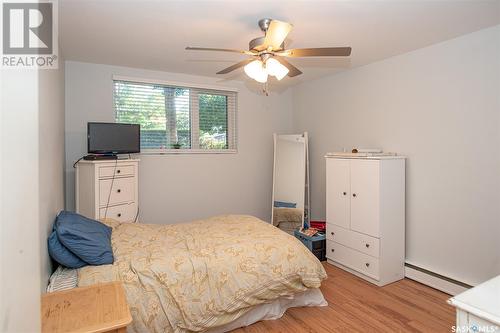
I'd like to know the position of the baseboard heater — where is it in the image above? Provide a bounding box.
[404,263,472,296]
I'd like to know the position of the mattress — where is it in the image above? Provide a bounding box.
[208,288,327,332]
[77,215,327,333]
[47,269,327,333]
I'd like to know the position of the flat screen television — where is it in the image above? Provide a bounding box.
[87,122,140,154]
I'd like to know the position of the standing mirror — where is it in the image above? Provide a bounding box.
[272,133,310,234]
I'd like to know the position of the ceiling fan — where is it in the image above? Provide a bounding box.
[186,18,352,86]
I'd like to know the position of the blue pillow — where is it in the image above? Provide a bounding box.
[48,230,87,268]
[274,201,297,208]
[55,211,114,265]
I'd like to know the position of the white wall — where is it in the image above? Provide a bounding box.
[39,59,66,289]
[65,61,293,224]
[0,58,65,333]
[292,25,500,286]
[1,70,42,332]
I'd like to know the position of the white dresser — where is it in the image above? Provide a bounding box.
[75,159,139,223]
[325,155,405,286]
[449,275,500,333]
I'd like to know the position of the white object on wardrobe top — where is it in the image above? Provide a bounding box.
[448,275,500,326]
[325,153,406,159]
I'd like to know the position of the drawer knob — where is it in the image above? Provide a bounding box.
[365,263,370,267]
[117,169,121,174]
[365,243,370,248]
[117,213,122,217]
[331,232,335,236]
[117,189,121,193]
[331,249,335,252]
[352,193,357,198]
[342,192,347,196]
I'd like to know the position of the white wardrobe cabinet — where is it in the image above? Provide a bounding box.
[325,155,405,286]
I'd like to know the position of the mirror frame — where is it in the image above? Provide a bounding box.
[271,132,310,230]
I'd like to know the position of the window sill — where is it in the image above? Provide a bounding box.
[138,149,238,155]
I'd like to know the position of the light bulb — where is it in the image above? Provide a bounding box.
[265,58,289,80]
[244,60,261,79]
[253,70,268,83]
[244,60,268,83]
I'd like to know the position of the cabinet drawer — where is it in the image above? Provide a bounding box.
[326,240,380,280]
[326,224,380,258]
[99,203,137,223]
[99,177,135,207]
[468,314,500,333]
[99,165,135,178]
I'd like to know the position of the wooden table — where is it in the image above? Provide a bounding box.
[41,282,132,333]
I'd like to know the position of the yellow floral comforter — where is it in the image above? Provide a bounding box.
[78,215,327,333]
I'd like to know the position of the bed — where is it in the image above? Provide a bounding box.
[73,215,327,332]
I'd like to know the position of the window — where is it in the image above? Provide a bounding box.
[113,79,237,152]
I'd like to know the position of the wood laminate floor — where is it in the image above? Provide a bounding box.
[233,263,455,332]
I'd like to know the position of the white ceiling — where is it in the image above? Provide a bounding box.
[60,1,500,88]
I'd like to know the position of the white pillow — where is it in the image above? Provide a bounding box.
[46,266,78,292]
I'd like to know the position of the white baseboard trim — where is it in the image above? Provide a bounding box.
[404,265,469,296]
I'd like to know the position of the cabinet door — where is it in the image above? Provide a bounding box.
[326,159,350,229]
[350,160,380,237]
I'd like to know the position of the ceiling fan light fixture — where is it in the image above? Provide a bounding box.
[187,18,353,91]
[265,58,289,80]
[244,59,268,83]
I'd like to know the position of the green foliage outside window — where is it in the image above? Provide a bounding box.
[114,81,232,150]
[199,94,228,149]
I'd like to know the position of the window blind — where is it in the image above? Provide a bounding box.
[113,80,237,152]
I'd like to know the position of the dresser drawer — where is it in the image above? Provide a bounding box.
[327,240,380,280]
[99,177,135,207]
[326,224,380,258]
[99,203,137,222]
[99,165,135,179]
[467,314,500,333]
